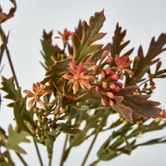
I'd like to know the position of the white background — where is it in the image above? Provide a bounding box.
[0,0,166,165]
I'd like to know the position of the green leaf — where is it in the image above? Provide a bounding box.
[1,77,21,107]
[135,137,166,148]
[73,10,106,62]
[45,129,60,160]
[41,59,69,83]
[0,151,15,166]
[40,30,63,70]
[6,125,30,154]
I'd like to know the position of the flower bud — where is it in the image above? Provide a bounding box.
[106,92,114,99]
[111,74,119,80]
[95,86,101,94]
[109,82,116,89]
[111,67,118,72]
[101,71,106,78]
[101,98,108,106]
[105,66,113,76]
[106,56,113,64]
[102,81,108,89]
[114,86,121,92]
[114,81,123,88]
[109,99,115,107]
[102,50,109,58]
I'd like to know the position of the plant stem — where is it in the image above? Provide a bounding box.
[0,26,44,166]
[59,134,69,166]
[0,26,19,88]
[80,129,100,166]
[33,139,44,166]
[81,113,108,166]
[89,159,100,166]
[16,152,28,166]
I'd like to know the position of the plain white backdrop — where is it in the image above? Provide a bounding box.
[0,0,166,165]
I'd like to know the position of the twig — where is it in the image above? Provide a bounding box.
[16,152,28,166]
[80,114,107,166]
[59,134,69,166]
[33,139,44,166]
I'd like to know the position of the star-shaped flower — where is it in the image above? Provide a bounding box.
[63,61,96,94]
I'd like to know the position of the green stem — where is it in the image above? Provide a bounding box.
[80,116,106,166]
[59,134,69,166]
[16,152,28,166]
[33,139,44,166]
[80,129,100,166]
[0,26,19,88]
[89,159,100,166]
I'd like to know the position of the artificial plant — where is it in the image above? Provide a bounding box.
[0,1,166,166]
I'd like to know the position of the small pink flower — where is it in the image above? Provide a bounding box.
[24,82,50,107]
[63,61,96,94]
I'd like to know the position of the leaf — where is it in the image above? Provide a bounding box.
[135,137,166,148]
[110,23,133,57]
[1,77,21,107]
[127,33,166,85]
[0,151,15,166]
[41,59,69,83]
[0,0,16,24]
[119,86,162,120]
[6,125,30,154]
[40,30,63,70]
[72,10,106,62]
[45,129,59,160]
[124,95,161,119]
[114,104,133,123]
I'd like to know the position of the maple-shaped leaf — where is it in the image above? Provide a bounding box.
[0,77,21,107]
[41,59,69,83]
[0,0,16,24]
[119,86,162,120]
[127,33,166,85]
[40,30,64,70]
[5,125,30,154]
[1,77,35,134]
[114,103,133,123]
[110,23,134,57]
[72,10,106,62]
